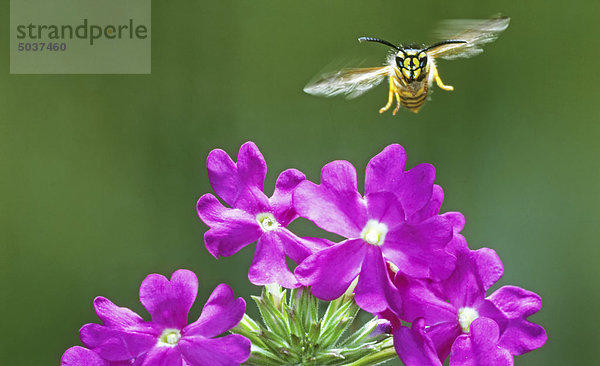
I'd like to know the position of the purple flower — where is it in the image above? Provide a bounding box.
[394,318,514,366]
[197,142,328,288]
[391,244,547,365]
[293,144,456,314]
[65,269,250,366]
[61,346,132,366]
[392,319,446,366]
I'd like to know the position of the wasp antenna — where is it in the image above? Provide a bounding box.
[358,37,401,50]
[424,39,468,52]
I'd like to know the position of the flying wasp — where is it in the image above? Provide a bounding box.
[304,16,510,114]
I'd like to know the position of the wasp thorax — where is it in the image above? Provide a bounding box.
[396,50,427,81]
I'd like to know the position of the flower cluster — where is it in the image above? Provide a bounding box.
[61,270,250,366]
[196,142,547,365]
[62,141,546,366]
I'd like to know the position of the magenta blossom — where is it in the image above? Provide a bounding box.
[197,142,328,288]
[63,269,250,366]
[391,243,547,365]
[61,346,132,366]
[294,144,456,314]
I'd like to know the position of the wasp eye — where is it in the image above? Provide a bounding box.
[395,57,404,68]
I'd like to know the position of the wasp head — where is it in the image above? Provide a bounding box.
[396,50,427,81]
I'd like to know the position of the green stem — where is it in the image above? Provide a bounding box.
[343,339,398,366]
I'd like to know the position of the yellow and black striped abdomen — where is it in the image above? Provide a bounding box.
[391,68,429,113]
[398,85,428,113]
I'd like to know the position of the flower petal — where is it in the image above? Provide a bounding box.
[196,194,229,227]
[295,239,366,300]
[383,216,454,280]
[206,148,238,206]
[365,145,435,216]
[294,161,367,238]
[234,187,271,214]
[443,253,485,310]
[426,321,462,361]
[486,286,547,355]
[365,192,405,229]
[93,297,145,328]
[80,297,156,360]
[79,323,156,361]
[354,245,402,314]
[61,346,109,366]
[442,211,465,233]
[443,248,501,309]
[269,169,306,226]
[393,275,456,324]
[364,144,407,195]
[205,143,270,213]
[446,233,469,255]
[139,270,198,329]
[247,231,300,288]
[200,204,262,258]
[449,318,514,366]
[378,308,401,330]
[408,185,444,223]
[179,334,251,366]
[236,142,267,193]
[184,284,245,338]
[280,230,332,264]
[393,318,443,366]
[443,212,467,256]
[473,248,504,291]
[136,345,182,366]
[397,163,436,216]
[112,361,133,365]
[197,194,262,232]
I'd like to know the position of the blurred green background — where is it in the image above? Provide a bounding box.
[1,0,598,364]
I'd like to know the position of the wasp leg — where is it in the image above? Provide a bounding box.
[432,64,454,91]
[392,90,402,115]
[379,77,395,114]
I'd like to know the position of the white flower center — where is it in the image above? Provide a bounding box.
[256,213,280,232]
[457,307,479,333]
[360,220,388,246]
[157,329,181,347]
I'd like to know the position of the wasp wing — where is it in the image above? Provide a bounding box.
[427,16,510,60]
[304,66,391,99]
